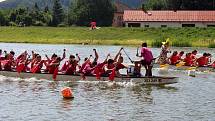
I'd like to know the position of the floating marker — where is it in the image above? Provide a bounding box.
[61,87,74,99]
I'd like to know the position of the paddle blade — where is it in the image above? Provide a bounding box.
[160,64,169,68]
[53,67,59,80]
[109,69,115,81]
[176,62,185,67]
[186,67,197,70]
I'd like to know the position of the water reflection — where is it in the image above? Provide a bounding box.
[60,98,74,111]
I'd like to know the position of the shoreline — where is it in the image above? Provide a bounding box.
[0,27,215,48]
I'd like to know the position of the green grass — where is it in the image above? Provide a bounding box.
[0,26,215,47]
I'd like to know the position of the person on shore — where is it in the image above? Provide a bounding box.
[137,42,154,77]
[90,21,97,30]
[157,39,171,65]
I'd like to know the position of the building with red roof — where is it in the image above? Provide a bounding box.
[123,10,215,27]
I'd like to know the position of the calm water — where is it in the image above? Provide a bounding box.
[0,43,215,121]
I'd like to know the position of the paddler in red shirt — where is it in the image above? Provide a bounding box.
[61,55,78,75]
[31,55,44,73]
[45,57,61,74]
[2,51,16,71]
[178,51,184,60]
[196,53,208,67]
[169,51,180,65]
[191,50,198,60]
[102,59,115,76]
[113,48,126,77]
[184,53,194,66]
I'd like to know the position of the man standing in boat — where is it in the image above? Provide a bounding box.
[137,42,154,77]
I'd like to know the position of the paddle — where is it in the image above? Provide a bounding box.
[16,63,25,73]
[136,47,139,57]
[109,69,115,81]
[53,67,59,80]
[122,48,134,63]
[176,61,185,67]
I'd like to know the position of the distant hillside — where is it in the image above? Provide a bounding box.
[0,0,146,9]
[0,0,70,9]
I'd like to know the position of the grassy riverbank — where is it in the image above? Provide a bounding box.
[0,27,215,47]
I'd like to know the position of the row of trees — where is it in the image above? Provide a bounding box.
[0,0,114,27]
[144,0,215,10]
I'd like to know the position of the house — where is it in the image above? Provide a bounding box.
[123,10,215,27]
[112,1,132,27]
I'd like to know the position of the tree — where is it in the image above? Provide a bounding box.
[0,11,6,26]
[44,5,49,13]
[69,0,114,26]
[52,0,64,26]
[145,0,168,10]
[167,0,182,11]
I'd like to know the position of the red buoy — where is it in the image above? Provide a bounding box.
[61,87,74,99]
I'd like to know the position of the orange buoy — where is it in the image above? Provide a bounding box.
[61,87,74,99]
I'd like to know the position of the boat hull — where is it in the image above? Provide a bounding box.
[0,71,178,85]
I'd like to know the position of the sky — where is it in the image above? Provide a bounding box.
[0,0,6,2]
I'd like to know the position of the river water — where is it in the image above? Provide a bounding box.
[0,43,214,121]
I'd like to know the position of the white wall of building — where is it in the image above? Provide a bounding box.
[125,22,215,28]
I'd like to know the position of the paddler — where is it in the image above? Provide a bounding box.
[178,51,184,60]
[31,55,44,73]
[2,51,16,71]
[169,51,180,65]
[45,57,61,74]
[191,50,198,60]
[183,53,194,66]
[61,55,78,75]
[137,42,154,77]
[196,53,209,67]
[157,39,171,65]
[114,48,127,77]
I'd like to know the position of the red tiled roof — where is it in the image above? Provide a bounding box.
[123,10,215,22]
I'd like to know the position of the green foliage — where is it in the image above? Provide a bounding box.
[0,27,214,47]
[51,0,64,26]
[69,0,114,26]
[0,11,7,26]
[145,0,215,10]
